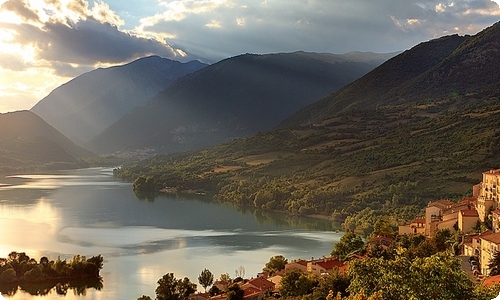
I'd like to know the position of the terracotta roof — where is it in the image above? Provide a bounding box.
[492,209,500,215]
[287,259,307,266]
[428,199,455,209]
[481,232,500,244]
[315,258,345,270]
[243,286,261,298]
[483,274,500,286]
[412,218,425,224]
[246,277,275,291]
[460,209,479,217]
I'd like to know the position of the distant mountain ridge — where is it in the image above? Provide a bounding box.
[31,56,207,144]
[0,110,93,172]
[88,51,394,154]
[114,21,500,227]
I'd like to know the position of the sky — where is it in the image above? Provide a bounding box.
[0,0,499,113]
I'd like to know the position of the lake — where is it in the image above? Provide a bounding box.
[0,167,342,299]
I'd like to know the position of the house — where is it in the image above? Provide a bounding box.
[240,277,275,300]
[307,257,345,276]
[284,259,308,272]
[482,274,500,286]
[479,232,500,275]
[425,198,477,237]
[476,169,500,222]
[398,218,425,235]
[458,209,480,233]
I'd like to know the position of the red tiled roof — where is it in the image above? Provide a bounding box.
[412,218,425,224]
[481,232,500,244]
[243,286,261,298]
[492,209,500,215]
[460,209,479,217]
[316,259,344,270]
[246,277,275,291]
[483,274,500,286]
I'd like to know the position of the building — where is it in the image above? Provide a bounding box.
[479,232,500,275]
[476,169,500,222]
[306,257,345,276]
[284,259,307,272]
[425,199,477,237]
[458,209,480,233]
[398,217,425,235]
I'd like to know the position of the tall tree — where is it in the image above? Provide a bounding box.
[331,232,365,260]
[198,268,214,292]
[155,273,196,300]
[263,255,288,275]
[279,269,318,298]
[488,250,500,276]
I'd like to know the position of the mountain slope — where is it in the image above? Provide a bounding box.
[31,56,207,144]
[0,111,94,172]
[114,21,500,228]
[88,51,393,154]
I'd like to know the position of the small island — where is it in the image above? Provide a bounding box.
[0,251,103,297]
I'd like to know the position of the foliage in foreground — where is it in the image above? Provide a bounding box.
[0,251,103,297]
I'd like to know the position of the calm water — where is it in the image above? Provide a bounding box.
[0,167,342,299]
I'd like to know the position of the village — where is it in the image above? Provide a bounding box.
[183,168,500,300]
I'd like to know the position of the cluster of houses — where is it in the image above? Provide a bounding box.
[399,168,500,277]
[189,256,347,300]
[190,168,500,299]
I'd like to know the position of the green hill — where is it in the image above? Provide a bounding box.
[0,111,94,173]
[88,51,392,154]
[115,21,500,231]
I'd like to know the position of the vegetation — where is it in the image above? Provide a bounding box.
[136,229,500,300]
[198,268,214,292]
[0,251,103,297]
[115,22,500,230]
[263,255,287,275]
[155,273,196,300]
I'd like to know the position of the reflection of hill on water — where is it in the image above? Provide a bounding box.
[133,190,341,231]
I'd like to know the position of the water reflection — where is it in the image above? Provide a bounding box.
[134,190,342,232]
[0,168,342,300]
[0,278,103,297]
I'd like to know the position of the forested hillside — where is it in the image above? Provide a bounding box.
[115,22,500,232]
[89,51,392,154]
[0,111,93,173]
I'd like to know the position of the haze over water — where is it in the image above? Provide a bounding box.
[0,167,341,299]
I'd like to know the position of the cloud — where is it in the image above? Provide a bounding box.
[137,0,500,62]
[0,0,187,72]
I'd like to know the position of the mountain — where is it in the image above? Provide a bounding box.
[0,110,94,172]
[31,56,207,144]
[114,21,500,228]
[88,51,394,154]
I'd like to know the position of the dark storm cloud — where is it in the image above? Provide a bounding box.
[141,0,500,63]
[38,18,178,65]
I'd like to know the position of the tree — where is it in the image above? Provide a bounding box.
[137,296,153,300]
[347,252,474,300]
[263,255,287,275]
[155,273,196,300]
[234,265,245,278]
[279,269,317,298]
[331,232,365,260]
[371,216,396,238]
[312,269,350,299]
[219,273,231,282]
[226,283,244,300]
[488,250,500,276]
[198,268,214,292]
